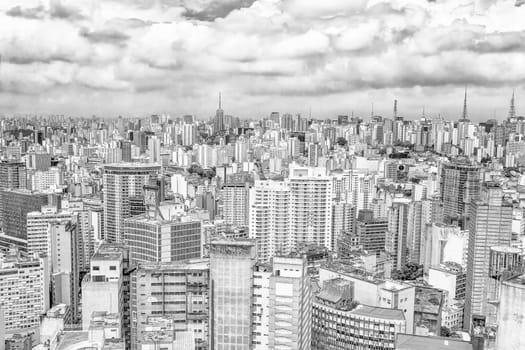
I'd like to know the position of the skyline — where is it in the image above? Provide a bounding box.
[0,0,524,120]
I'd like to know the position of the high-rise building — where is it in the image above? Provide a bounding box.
[0,160,27,190]
[268,256,311,350]
[49,219,80,323]
[249,180,290,261]
[1,189,49,241]
[355,210,388,255]
[250,166,333,262]
[331,201,356,253]
[130,259,209,350]
[387,201,410,270]
[221,182,251,227]
[439,160,480,226]
[496,273,525,350]
[124,213,202,265]
[288,166,333,251]
[81,244,126,331]
[147,135,161,164]
[27,206,73,257]
[209,239,256,350]
[103,163,160,242]
[0,251,47,331]
[464,183,512,330]
[214,93,224,133]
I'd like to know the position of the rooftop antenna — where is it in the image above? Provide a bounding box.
[218,92,222,110]
[371,102,374,118]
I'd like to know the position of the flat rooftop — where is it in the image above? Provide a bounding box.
[351,305,405,321]
[396,334,472,350]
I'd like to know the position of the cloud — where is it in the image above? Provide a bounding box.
[79,28,130,45]
[5,5,45,19]
[1,0,525,119]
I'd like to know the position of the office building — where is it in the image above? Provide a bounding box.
[464,183,512,329]
[1,189,49,241]
[439,160,480,226]
[103,163,160,242]
[355,210,388,255]
[312,278,406,350]
[0,160,27,190]
[124,213,202,265]
[209,239,256,350]
[130,260,209,350]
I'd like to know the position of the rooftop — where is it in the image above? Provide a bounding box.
[351,305,405,321]
[396,334,472,350]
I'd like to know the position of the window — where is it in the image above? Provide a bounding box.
[110,266,117,271]
[93,266,100,271]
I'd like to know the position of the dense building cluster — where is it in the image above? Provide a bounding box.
[1,92,525,350]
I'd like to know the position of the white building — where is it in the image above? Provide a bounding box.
[27,206,73,257]
[0,251,47,331]
[82,244,125,331]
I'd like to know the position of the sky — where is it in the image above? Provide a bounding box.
[1,0,525,121]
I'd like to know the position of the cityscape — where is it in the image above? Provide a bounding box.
[2,0,525,350]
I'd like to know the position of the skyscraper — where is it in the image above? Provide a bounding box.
[464,183,512,330]
[209,239,256,350]
[49,219,80,323]
[249,180,290,261]
[439,159,481,227]
[288,166,333,252]
[268,256,311,350]
[103,163,160,242]
[221,182,251,227]
[214,92,225,133]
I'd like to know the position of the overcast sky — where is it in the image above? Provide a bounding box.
[0,0,524,120]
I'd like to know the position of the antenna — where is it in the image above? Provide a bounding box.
[219,92,222,110]
[371,102,374,118]
[462,87,468,120]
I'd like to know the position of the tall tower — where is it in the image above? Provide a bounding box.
[464,183,512,330]
[508,89,516,121]
[461,87,469,121]
[209,239,256,350]
[214,92,225,133]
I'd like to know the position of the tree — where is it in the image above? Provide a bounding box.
[392,262,424,281]
[440,326,452,337]
[336,137,348,147]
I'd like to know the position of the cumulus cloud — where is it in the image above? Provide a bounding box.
[0,0,525,119]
